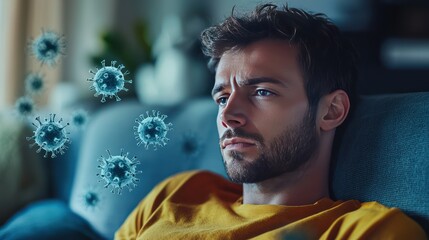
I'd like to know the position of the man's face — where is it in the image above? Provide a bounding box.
[212,39,319,184]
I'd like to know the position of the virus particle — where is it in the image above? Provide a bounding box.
[25,73,44,95]
[71,109,89,129]
[30,30,65,66]
[26,114,70,158]
[97,149,141,194]
[181,131,203,159]
[80,187,102,210]
[87,60,132,103]
[14,96,35,118]
[134,110,173,150]
[83,191,99,209]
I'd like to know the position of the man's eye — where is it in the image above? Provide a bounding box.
[216,97,228,106]
[256,89,273,96]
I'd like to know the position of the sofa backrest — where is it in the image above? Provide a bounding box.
[332,92,429,234]
[69,98,226,239]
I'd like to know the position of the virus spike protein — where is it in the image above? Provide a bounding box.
[87,60,132,103]
[26,113,71,158]
[134,110,173,150]
[96,149,141,194]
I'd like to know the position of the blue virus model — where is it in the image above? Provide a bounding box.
[97,149,141,194]
[71,109,89,129]
[31,30,65,66]
[83,191,99,209]
[26,114,70,158]
[134,110,173,150]
[14,96,35,118]
[81,187,102,210]
[181,131,202,158]
[87,60,132,103]
[25,73,44,95]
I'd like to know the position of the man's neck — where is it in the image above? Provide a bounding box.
[242,154,331,206]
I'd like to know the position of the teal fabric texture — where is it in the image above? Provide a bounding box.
[332,92,429,233]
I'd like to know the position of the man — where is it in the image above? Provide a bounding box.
[115,4,426,239]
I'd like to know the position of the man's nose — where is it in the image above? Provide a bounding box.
[220,93,247,129]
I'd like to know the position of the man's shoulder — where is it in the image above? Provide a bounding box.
[328,200,427,239]
[346,200,396,215]
[345,201,409,221]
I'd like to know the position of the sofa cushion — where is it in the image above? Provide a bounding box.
[0,200,103,240]
[69,97,225,239]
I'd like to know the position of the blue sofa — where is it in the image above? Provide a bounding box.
[1,93,428,239]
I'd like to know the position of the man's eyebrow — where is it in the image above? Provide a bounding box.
[212,77,286,97]
[211,84,225,97]
[243,77,287,87]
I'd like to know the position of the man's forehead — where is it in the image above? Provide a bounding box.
[215,48,269,83]
[214,40,300,86]
[211,41,305,100]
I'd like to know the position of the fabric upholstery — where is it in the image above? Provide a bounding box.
[0,200,103,240]
[69,98,226,239]
[332,92,429,234]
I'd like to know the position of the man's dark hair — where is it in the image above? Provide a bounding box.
[200,3,358,115]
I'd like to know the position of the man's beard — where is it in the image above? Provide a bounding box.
[220,111,319,184]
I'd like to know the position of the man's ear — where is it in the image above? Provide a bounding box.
[318,90,350,131]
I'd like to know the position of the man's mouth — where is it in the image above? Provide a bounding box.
[222,137,256,150]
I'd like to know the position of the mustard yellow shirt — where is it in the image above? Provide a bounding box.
[115,171,426,240]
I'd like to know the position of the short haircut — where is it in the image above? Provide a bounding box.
[200,3,358,114]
